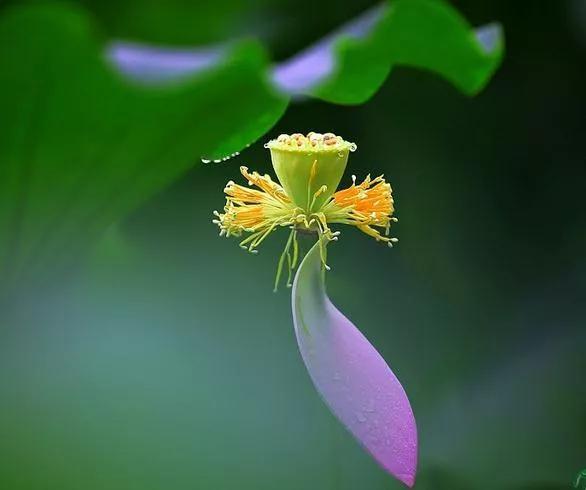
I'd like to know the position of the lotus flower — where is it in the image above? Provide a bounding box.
[214,132,397,288]
[213,132,417,486]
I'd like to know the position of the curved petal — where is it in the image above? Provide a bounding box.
[292,242,417,487]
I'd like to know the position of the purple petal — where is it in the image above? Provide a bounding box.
[292,242,417,487]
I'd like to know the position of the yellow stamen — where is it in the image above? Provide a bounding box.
[322,174,397,245]
[213,167,296,250]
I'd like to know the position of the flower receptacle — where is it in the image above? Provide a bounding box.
[267,132,355,212]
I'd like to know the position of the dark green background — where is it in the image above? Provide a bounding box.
[0,1,584,489]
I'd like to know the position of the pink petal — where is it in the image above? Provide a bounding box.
[292,242,418,486]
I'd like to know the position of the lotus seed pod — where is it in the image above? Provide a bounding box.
[266,132,356,212]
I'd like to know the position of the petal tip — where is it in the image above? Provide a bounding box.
[399,473,416,488]
[293,242,419,486]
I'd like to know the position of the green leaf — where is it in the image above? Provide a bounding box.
[276,0,504,104]
[0,4,287,288]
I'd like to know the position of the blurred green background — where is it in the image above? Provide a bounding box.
[0,1,584,489]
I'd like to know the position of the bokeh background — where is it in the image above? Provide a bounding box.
[0,1,584,489]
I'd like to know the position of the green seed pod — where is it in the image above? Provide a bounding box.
[266,132,356,212]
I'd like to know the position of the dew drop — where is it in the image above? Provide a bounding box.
[364,399,376,413]
[355,411,367,423]
[201,158,211,163]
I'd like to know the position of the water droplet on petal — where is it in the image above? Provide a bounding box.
[364,399,376,413]
[355,411,367,423]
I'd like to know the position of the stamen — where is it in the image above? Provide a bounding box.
[309,185,328,212]
[322,174,397,247]
[274,228,297,292]
[306,159,318,212]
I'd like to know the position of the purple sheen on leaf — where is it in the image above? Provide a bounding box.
[474,23,503,53]
[272,4,384,94]
[291,242,418,487]
[105,2,502,98]
[106,42,225,85]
